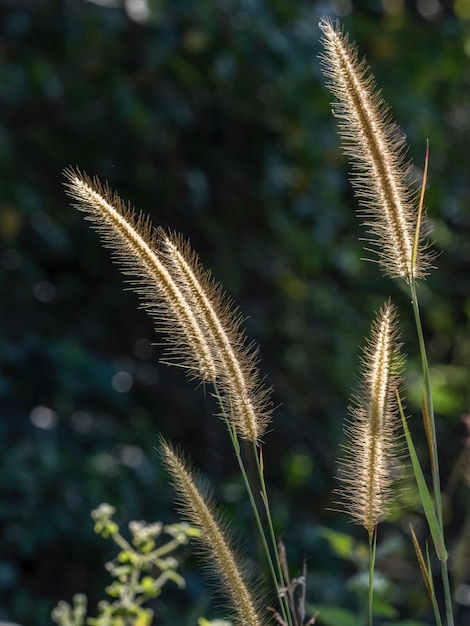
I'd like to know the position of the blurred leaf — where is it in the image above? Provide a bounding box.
[308,605,361,626]
[317,527,364,561]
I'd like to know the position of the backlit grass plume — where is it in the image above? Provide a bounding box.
[319,18,431,281]
[63,168,216,383]
[157,231,271,443]
[321,20,454,626]
[338,301,403,536]
[159,438,266,626]
[63,168,270,443]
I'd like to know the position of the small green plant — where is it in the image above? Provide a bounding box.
[52,504,198,626]
[59,17,465,626]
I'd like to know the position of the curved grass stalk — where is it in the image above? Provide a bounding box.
[319,18,432,282]
[158,230,288,618]
[252,443,291,626]
[65,168,290,623]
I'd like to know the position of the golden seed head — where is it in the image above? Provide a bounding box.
[160,439,266,626]
[64,168,272,444]
[337,301,403,535]
[319,17,433,281]
[63,167,218,382]
[158,230,272,443]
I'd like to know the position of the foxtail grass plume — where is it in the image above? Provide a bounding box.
[63,168,271,443]
[160,439,266,626]
[319,18,431,281]
[158,231,271,443]
[338,301,403,536]
[64,168,217,382]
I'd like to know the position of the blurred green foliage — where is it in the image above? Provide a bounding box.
[1,0,469,624]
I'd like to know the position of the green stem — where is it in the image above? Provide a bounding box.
[409,280,454,626]
[253,441,293,626]
[153,536,185,559]
[368,528,377,626]
[441,559,454,626]
[113,532,134,554]
[429,557,444,626]
[410,280,442,524]
[124,559,141,607]
[212,383,291,626]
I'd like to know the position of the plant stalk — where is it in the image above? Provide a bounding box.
[212,383,292,626]
[368,528,377,626]
[409,280,454,626]
[253,442,293,626]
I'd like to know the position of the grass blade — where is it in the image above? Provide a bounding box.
[396,390,447,561]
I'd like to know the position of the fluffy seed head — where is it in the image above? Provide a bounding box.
[158,231,272,443]
[160,439,266,626]
[63,167,217,382]
[319,17,432,281]
[337,301,403,535]
[64,168,271,443]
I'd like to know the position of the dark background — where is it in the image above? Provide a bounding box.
[1,0,469,624]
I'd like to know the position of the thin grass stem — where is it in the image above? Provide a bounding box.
[428,553,444,626]
[368,527,377,626]
[253,442,293,626]
[212,382,291,626]
[441,559,454,626]
[411,141,429,276]
[409,281,454,626]
[433,584,445,625]
[409,281,442,523]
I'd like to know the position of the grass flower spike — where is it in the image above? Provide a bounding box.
[158,231,271,442]
[319,18,430,281]
[64,167,279,618]
[63,168,217,383]
[63,168,271,443]
[320,20,453,625]
[160,439,266,626]
[58,17,456,626]
[338,301,403,536]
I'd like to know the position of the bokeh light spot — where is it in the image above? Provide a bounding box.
[112,371,133,393]
[417,0,441,18]
[30,406,58,430]
[33,280,56,303]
